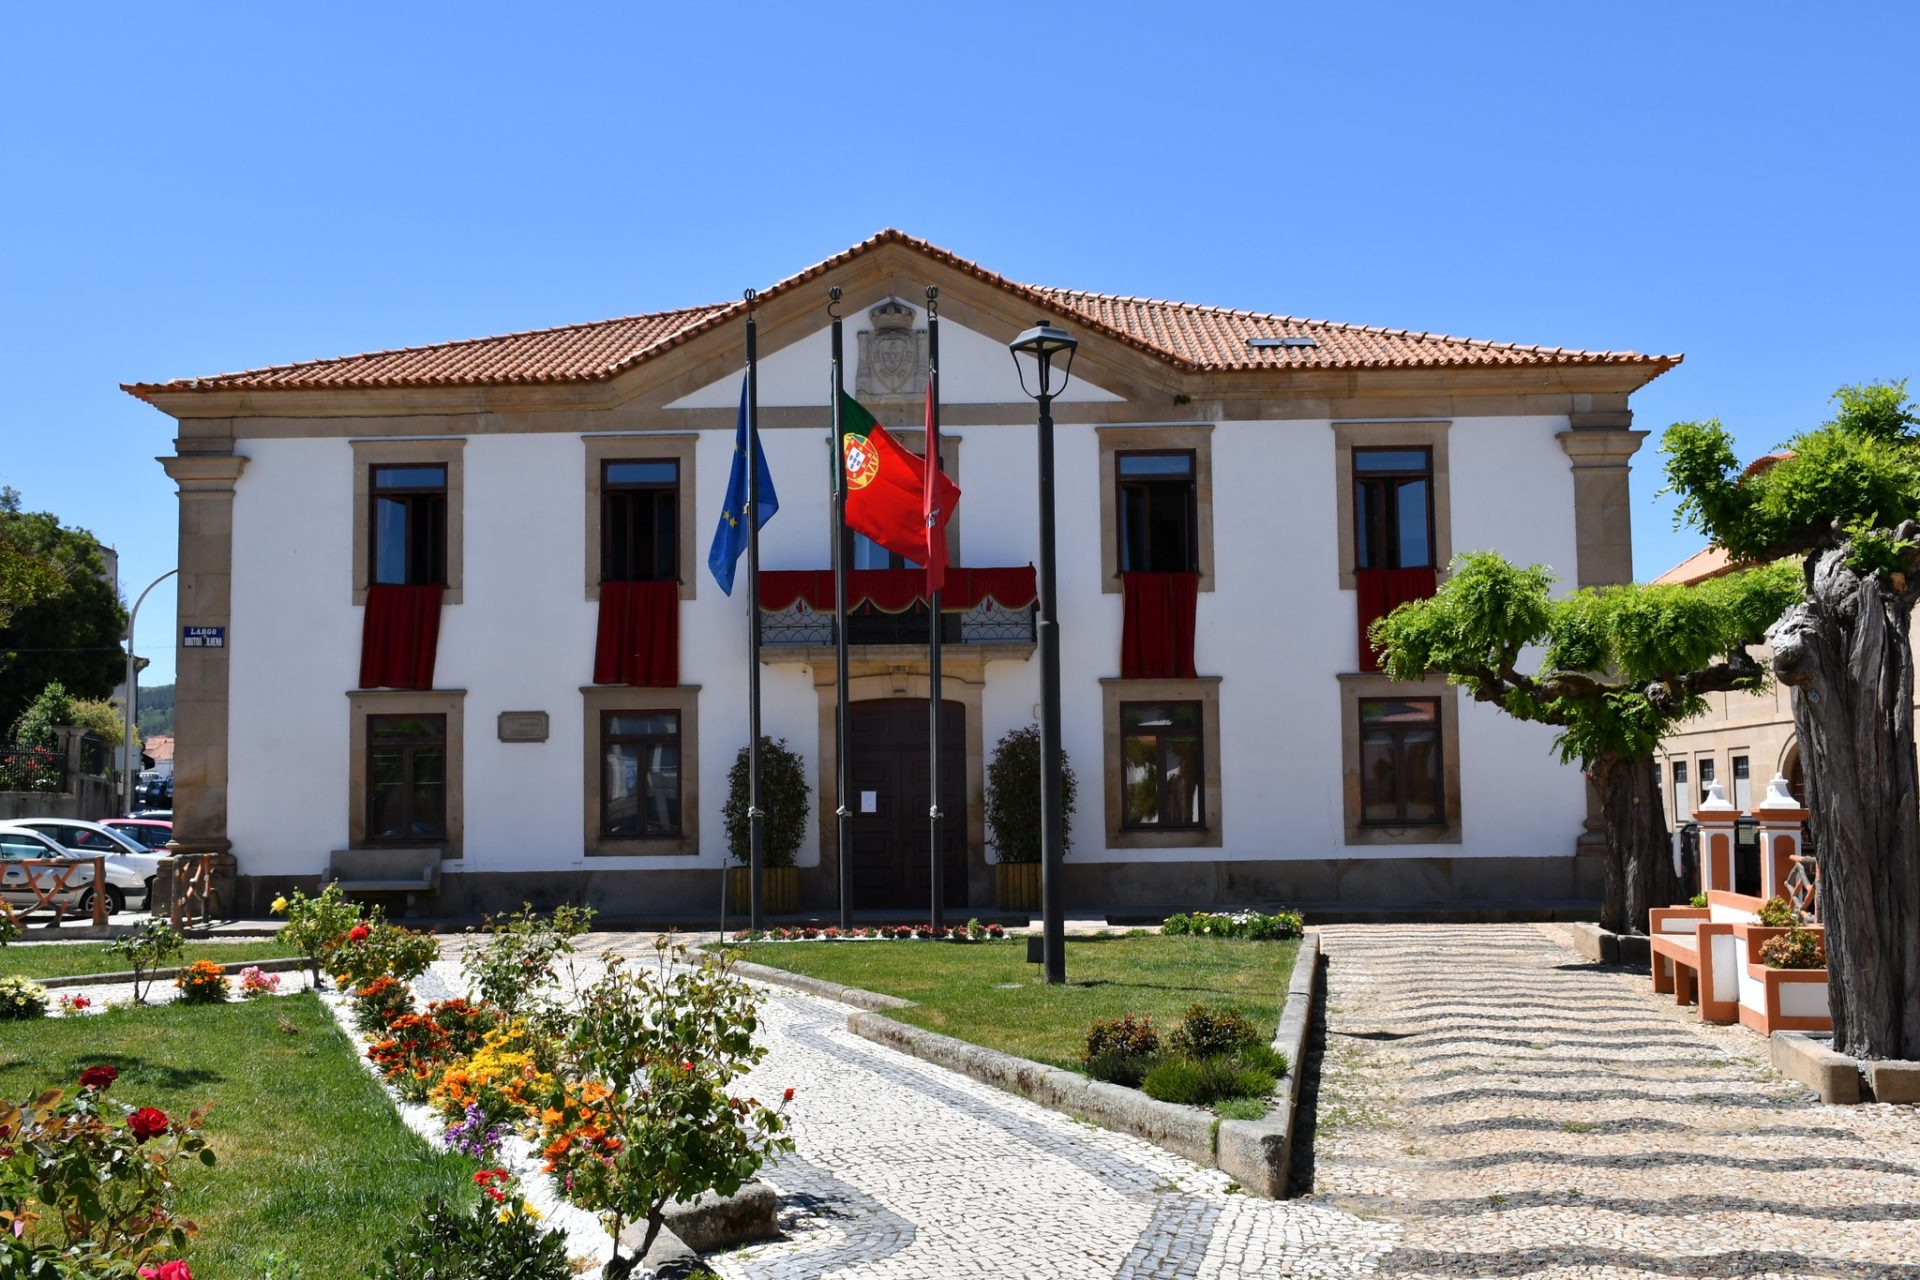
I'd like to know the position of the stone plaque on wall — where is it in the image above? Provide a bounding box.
[497,711,549,743]
[854,298,929,401]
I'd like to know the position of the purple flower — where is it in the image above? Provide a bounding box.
[442,1102,511,1159]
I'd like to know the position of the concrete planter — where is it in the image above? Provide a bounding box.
[728,866,799,915]
[995,862,1039,910]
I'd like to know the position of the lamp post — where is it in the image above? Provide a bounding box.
[1008,321,1077,985]
[122,569,177,815]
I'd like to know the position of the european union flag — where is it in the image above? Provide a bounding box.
[707,376,779,595]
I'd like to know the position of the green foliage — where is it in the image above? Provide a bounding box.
[0,974,50,1019]
[1372,551,1800,766]
[0,914,19,948]
[106,920,184,1004]
[1084,1013,1160,1061]
[1160,909,1303,940]
[0,497,128,732]
[11,682,75,751]
[1140,1055,1275,1107]
[1084,1048,1155,1088]
[1760,923,1826,969]
[273,883,364,990]
[722,737,811,868]
[134,684,175,741]
[0,1070,214,1273]
[1660,381,1920,570]
[541,942,794,1267]
[68,699,129,760]
[1689,892,1709,909]
[1755,896,1801,928]
[984,723,1077,863]
[458,903,594,1021]
[330,921,440,988]
[1167,1003,1261,1059]
[380,1193,572,1280]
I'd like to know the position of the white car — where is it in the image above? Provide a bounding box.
[0,819,165,914]
[0,826,108,917]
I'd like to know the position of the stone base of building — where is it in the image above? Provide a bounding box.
[227,851,1602,923]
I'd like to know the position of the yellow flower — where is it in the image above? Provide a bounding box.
[522,1201,542,1220]
[270,896,289,913]
[496,1208,513,1224]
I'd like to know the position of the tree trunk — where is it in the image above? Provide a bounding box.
[1770,546,1920,1061]
[1591,752,1674,935]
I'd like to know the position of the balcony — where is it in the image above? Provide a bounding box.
[758,567,1037,652]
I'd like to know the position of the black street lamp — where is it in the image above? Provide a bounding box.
[1009,321,1077,985]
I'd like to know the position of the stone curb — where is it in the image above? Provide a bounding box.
[1771,1031,1864,1103]
[1215,931,1320,1196]
[733,933,1320,1196]
[1566,921,1650,967]
[730,957,913,1011]
[35,955,311,990]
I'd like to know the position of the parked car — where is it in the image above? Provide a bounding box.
[104,817,173,852]
[0,819,164,914]
[135,773,173,808]
[0,826,101,916]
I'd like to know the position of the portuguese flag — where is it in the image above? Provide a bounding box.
[840,391,961,592]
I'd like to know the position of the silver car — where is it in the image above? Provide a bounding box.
[0,819,160,914]
[0,826,101,917]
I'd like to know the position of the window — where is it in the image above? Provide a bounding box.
[1671,759,1689,823]
[1698,756,1717,803]
[1359,698,1445,826]
[1353,448,1433,570]
[366,714,447,844]
[1733,755,1751,811]
[1117,451,1197,573]
[602,460,679,582]
[601,710,682,838]
[1121,701,1205,829]
[370,464,448,587]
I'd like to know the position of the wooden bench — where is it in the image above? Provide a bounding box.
[1647,907,1738,1023]
[328,848,442,916]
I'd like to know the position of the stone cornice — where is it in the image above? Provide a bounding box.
[157,453,249,492]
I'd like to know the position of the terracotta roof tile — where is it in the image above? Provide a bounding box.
[123,229,1680,400]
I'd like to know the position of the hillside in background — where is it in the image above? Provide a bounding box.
[135,682,174,738]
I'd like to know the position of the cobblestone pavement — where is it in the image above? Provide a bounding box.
[1306,923,1920,1279]
[581,934,1399,1279]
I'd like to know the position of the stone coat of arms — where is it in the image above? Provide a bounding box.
[854,298,929,400]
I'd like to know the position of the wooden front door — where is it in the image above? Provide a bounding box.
[847,698,967,911]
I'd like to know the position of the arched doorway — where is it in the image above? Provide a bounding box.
[847,698,967,911]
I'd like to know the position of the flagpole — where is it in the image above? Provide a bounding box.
[829,287,854,931]
[925,287,946,933]
[744,290,766,933]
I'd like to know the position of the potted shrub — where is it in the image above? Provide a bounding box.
[723,736,810,915]
[985,724,1075,910]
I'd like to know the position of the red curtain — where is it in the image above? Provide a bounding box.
[1356,567,1438,672]
[359,585,444,690]
[758,566,1037,614]
[1120,572,1199,679]
[594,580,680,687]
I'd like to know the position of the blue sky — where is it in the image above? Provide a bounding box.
[3,3,1916,689]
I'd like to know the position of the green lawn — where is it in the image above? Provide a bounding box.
[0,994,475,1279]
[721,932,1298,1071]
[0,938,300,981]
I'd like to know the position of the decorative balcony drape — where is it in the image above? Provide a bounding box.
[1120,571,1199,679]
[1355,566,1438,672]
[359,584,444,690]
[758,566,1037,614]
[594,579,680,687]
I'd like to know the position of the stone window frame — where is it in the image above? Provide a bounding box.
[1332,421,1451,591]
[347,688,464,858]
[1097,425,1214,594]
[352,439,465,605]
[1098,676,1222,849]
[581,684,700,857]
[584,434,699,602]
[1337,673,1461,846]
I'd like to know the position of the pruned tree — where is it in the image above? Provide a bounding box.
[1662,380,1920,1060]
[1372,551,1800,935]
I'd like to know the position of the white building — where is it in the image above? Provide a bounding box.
[127,231,1675,916]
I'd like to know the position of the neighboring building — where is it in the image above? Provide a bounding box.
[125,230,1677,916]
[143,735,175,779]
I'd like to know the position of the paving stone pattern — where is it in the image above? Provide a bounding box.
[581,934,1397,1279]
[1307,923,1920,1279]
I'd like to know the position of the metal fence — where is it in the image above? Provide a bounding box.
[759,600,1036,647]
[0,745,68,793]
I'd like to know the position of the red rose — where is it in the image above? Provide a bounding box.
[139,1263,193,1280]
[127,1107,169,1142]
[347,923,371,942]
[79,1065,119,1091]
[680,1060,693,1071]
[783,1087,795,1102]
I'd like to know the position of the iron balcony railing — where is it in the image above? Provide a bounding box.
[759,598,1036,647]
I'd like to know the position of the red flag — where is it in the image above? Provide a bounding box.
[841,392,960,589]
